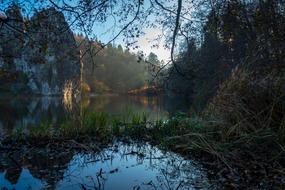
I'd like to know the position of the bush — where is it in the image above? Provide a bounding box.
[207,66,285,138]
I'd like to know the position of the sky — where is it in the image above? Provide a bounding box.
[95,24,170,62]
[1,0,172,62]
[134,28,170,62]
[82,1,171,62]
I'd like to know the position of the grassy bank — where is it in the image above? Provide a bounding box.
[1,109,285,188]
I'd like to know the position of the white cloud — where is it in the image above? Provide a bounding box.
[135,28,170,62]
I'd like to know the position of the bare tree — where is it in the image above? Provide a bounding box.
[0,0,211,78]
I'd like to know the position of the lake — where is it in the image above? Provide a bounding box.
[0,141,211,190]
[0,95,191,132]
[0,95,213,190]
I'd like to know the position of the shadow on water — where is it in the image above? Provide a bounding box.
[0,141,211,190]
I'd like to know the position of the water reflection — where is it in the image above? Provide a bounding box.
[0,96,75,132]
[0,142,211,190]
[0,95,190,131]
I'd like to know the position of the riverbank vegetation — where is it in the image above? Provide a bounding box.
[157,0,285,186]
[1,106,284,187]
[1,0,285,188]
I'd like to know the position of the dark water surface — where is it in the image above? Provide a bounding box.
[0,95,191,130]
[0,95,211,190]
[0,142,211,190]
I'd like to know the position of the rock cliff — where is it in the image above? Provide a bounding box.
[0,6,80,96]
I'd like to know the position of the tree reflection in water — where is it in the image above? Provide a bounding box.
[0,95,190,132]
[0,142,211,190]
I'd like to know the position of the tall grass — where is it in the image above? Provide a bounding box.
[29,121,54,138]
[82,111,109,134]
[6,110,208,150]
[7,110,158,141]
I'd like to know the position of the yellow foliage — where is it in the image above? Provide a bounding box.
[82,82,91,94]
[93,80,110,93]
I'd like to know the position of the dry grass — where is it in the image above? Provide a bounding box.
[207,66,285,139]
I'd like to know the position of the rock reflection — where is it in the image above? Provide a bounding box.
[0,148,74,190]
[0,96,79,131]
[4,167,22,185]
[0,142,211,190]
[0,95,191,131]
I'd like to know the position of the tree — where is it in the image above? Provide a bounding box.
[117,45,123,54]
[147,52,160,65]
[0,0,210,71]
[162,0,285,105]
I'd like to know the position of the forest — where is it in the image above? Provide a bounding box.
[0,0,285,189]
[75,34,155,94]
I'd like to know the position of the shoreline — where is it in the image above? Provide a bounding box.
[1,113,284,188]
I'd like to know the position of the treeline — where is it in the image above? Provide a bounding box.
[75,35,156,94]
[162,2,285,182]
[166,0,285,106]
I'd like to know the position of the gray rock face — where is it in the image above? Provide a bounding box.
[0,6,80,96]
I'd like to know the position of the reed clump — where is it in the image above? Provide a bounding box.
[207,66,285,140]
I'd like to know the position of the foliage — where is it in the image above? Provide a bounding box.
[82,111,109,137]
[92,80,110,94]
[3,110,285,188]
[29,121,54,138]
[207,67,285,139]
[165,0,285,107]
[76,36,153,93]
[81,82,91,94]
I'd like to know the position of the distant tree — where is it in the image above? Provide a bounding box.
[163,0,285,105]
[147,52,160,65]
[77,37,151,93]
[117,45,124,54]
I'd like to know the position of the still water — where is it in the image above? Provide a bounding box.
[0,95,191,130]
[0,95,211,190]
[0,142,211,190]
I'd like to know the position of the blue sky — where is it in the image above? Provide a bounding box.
[1,0,172,61]
[93,21,170,61]
[74,1,171,62]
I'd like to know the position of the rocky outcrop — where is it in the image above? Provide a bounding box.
[0,5,80,96]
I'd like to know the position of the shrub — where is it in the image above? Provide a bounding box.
[207,66,285,138]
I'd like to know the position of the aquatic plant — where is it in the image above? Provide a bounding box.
[3,108,285,188]
[29,121,54,138]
